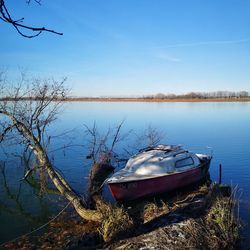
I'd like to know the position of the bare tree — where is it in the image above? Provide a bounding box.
[84,120,133,202]
[135,125,164,149]
[84,120,129,164]
[0,0,63,38]
[0,73,102,222]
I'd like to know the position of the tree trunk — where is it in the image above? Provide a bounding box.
[1,111,103,222]
[34,143,103,222]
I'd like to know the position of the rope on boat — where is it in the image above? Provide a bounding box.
[0,199,73,248]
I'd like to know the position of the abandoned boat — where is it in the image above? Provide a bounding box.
[107,145,212,201]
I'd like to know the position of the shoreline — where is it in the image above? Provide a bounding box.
[64,97,250,103]
[5,183,240,249]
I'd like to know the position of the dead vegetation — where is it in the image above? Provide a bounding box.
[1,182,241,249]
[108,183,241,250]
[186,187,241,250]
[142,200,170,223]
[98,204,134,243]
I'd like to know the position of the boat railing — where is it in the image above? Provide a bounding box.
[139,144,182,153]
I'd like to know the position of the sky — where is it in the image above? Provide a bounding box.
[1,0,250,97]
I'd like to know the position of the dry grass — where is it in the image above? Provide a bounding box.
[143,200,170,223]
[186,186,241,250]
[7,183,240,249]
[199,183,210,193]
[98,203,134,242]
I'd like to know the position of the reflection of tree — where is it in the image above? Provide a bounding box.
[0,161,58,225]
[21,150,60,196]
[25,175,60,196]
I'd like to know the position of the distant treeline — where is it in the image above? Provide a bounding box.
[1,91,249,101]
[142,91,249,100]
[66,91,250,101]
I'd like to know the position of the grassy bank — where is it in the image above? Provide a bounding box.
[3,182,241,250]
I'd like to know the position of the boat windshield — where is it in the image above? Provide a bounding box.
[175,157,194,168]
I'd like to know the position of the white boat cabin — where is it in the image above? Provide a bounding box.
[107,145,209,183]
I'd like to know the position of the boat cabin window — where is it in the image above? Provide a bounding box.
[175,157,194,168]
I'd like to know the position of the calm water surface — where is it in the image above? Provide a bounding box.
[0,102,250,247]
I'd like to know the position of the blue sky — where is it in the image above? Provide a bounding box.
[1,0,250,96]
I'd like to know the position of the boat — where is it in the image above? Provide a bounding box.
[107,144,212,201]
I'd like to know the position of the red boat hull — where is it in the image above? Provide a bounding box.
[108,162,210,201]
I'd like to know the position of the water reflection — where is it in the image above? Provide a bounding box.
[0,102,250,246]
[0,159,61,244]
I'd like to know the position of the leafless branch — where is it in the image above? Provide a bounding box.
[0,0,63,38]
[110,119,125,152]
[0,73,68,151]
[84,120,130,165]
[133,125,165,151]
[26,0,41,6]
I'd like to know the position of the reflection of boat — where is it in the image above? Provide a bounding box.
[107,145,212,201]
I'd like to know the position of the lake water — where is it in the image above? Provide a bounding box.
[0,101,250,247]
